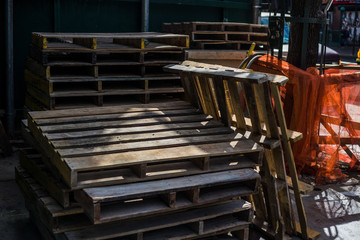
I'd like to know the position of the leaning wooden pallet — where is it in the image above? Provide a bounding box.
[25,32,189,110]
[164,61,320,240]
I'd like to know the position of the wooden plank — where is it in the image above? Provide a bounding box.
[57,133,246,157]
[164,64,268,84]
[50,127,233,148]
[44,121,224,140]
[197,76,220,120]
[65,140,262,172]
[242,117,303,143]
[213,77,231,127]
[178,61,288,86]
[242,82,262,134]
[254,82,295,235]
[28,101,192,119]
[35,107,199,126]
[38,114,213,133]
[180,72,202,110]
[227,81,246,131]
[270,83,308,239]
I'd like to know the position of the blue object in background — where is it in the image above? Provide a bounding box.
[261,16,289,44]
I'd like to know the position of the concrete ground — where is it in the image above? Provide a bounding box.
[1,148,359,240]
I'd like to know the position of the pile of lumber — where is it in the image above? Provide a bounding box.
[18,99,263,239]
[163,22,268,50]
[24,32,189,110]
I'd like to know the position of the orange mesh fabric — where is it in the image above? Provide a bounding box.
[251,55,360,184]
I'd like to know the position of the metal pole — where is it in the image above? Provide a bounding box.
[5,0,15,135]
[252,0,260,24]
[141,0,149,32]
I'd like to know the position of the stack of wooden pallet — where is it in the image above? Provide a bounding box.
[162,22,268,50]
[25,32,189,110]
[18,99,264,239]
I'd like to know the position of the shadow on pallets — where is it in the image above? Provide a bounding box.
[18,100,263,239]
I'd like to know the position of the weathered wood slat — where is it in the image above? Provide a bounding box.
[172,60,289,86]
[43,121,224,140]
[51,127,233,149]
[35,108,199,125]
[39,114,213,133]
[65,140,261,172]
[165,64,268,84]
[28,101,191,119]
[57,133,246,157]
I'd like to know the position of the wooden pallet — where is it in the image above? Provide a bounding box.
[192,32,267,43]
[30,45,186,65]
[163,22,268,35]
[32,32,189,50]
[26,101,263,189]
[25,58,180,80]
[164,61,311,239]
[17,166,253,239]
[162,22,268,50]
[75,168,260,224]
[24,65,183,109]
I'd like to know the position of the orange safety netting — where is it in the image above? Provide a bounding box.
[251,55,360,185]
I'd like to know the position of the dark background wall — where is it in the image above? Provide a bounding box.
[1,0,253,116]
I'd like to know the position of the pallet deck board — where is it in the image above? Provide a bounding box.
[28,101,191,119]
[50,127,233,148]
[65,140,261,172]
[42,121,224,140]
[38,114,213,133]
